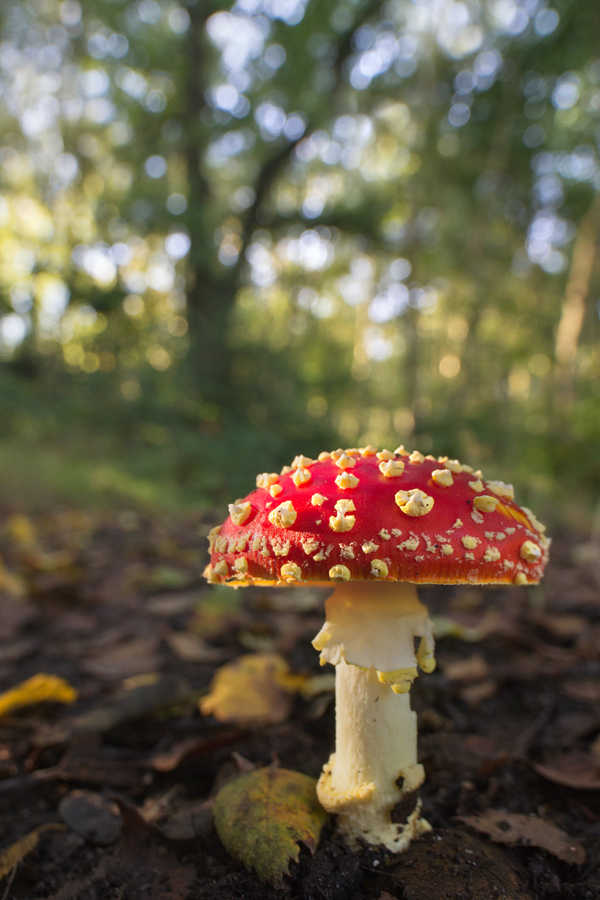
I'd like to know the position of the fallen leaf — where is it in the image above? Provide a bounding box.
[6,514,36,546]
[159,799,214,841]
[80,638,161,681]
[0,601,35,640]
[0,639,37,664]
[0,558,27,598]
[443,653,490,681]
[112,796,162,835]
[166,631,231,663]
[0,824,63,881]
[432,610,501,642]
[562,679,600,704]
[532,613,587,640]
[459,678,498,708]
[147,591,200,616]
[457,809,585,865]
[200,653,303,725]
[533,752,600,790]
[69,674,191,734]
[25,548,75,572]
[0,673,77,719]
[151,730,246,772]
[213,766,326,886]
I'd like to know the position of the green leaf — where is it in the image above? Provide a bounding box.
[213,766,327,887]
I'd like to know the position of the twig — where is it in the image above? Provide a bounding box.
[1,863,17,900]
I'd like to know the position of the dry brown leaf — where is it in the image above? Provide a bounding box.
[147,591,200,616]
[457,809,585,865]
[151,730,245,772]
[81,638,161,680]
[432,610,502,642]
[166,631,231,663]
[200,653,304,725]
[459,678,498,708]
[562,679,600,704]
[533,752,600,790]
[69,674,191,734]
[159,799,214,841]
[0,639,37,665]
[443,653,490,681]
[532,613,587,640]
[0,673,77,719]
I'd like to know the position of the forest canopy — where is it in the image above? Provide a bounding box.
[0,0,599,517]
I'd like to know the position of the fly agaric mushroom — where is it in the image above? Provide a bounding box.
[205,448,549,851]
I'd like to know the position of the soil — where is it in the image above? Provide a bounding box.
[0,506,600,899]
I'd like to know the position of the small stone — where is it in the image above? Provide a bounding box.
[59,790,122,846]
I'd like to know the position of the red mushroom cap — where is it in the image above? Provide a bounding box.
[204,448,550,588]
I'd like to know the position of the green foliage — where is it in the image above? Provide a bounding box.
[213,766,326,886]
[0,0,599,519]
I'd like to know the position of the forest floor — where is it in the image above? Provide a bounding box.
[0,504,600,899]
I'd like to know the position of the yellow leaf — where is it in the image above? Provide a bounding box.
[0,824,63,881]
[214,767,326,886]
[0,557,27,599]
[200,653,303,725]
[6,514,36,547]
[0,674,77,719]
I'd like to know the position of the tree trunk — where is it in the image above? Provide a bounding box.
[179,2,246,417]
[554,192,600,410]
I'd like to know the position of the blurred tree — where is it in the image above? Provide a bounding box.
[0,0,599,506]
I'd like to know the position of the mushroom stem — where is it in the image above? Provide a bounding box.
[312,581,435,851]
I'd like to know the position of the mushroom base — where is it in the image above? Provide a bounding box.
[317,660,431,852]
